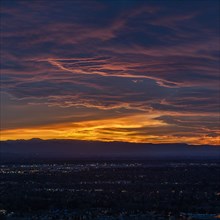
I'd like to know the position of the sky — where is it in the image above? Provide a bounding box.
[0,0,219,145]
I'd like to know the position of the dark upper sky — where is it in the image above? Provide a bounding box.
[0,0,219,145]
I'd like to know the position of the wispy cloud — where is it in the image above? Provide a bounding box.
[1,0,219,144]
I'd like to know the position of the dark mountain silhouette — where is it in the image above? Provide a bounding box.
[0,139,219,162]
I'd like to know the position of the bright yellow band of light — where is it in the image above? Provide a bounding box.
[1,114,219,145]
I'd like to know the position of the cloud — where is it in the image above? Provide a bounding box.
[1,0,219,144]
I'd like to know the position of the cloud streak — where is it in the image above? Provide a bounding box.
[1,0,219,144]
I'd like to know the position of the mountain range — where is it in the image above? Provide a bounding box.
[0,139,219,162]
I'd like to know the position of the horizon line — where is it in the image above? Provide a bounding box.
[1,137,220,147]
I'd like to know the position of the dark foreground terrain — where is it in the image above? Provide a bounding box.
[0,160,220,220]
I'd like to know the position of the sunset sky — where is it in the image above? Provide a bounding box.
[1,0,219,145]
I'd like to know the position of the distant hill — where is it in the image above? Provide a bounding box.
[0,139,219,162]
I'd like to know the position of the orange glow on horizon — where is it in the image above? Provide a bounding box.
[1,114,219,145]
